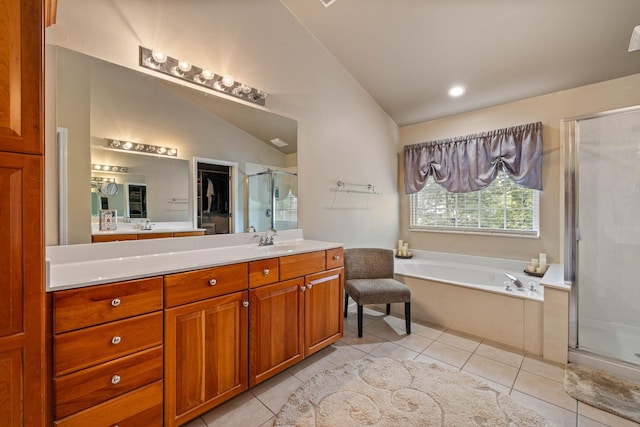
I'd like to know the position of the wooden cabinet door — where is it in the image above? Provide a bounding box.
[0,0,45,425]
[0,152,45,426]
[304,268,344,356]
[0,0,42,155]
[249,278,304,387]
[164,291,249,427]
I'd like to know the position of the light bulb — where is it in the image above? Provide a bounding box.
[221,74,235,87]
[122,142,133,150]
[151,50,167,64]
[448,85,465,97]
[168,148,177,156]
[157,147,167,154]
[94,164,102,170]
[177,60,192,73]
[200,69,214,80]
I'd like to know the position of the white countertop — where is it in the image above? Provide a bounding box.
[46,229,342,292]
[91,221,205,235]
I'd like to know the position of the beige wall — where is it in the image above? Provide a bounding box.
[399,73,640,263]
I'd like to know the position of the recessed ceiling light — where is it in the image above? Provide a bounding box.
[320,0,338,7]
[448,85,465,97]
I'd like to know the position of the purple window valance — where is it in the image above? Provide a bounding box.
[403,121,543,194]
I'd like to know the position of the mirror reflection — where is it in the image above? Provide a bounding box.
[55,46,298,244]
[90,147,189,222]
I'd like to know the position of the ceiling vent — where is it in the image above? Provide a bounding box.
[270,138,288,147]
[629,25,640,52]
[320,0,337,7]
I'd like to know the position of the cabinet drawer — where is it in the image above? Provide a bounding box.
[279,251,326,281]
[53,277,163,333]
[92,234,137,243]
[137,232,173,239]
[173,230,205,237]
[54,380,163,427]
[54,312,163,376]
[164,262,248,307]
[54,346,163,419]
[326,247,344,269]
[249,258,279,288]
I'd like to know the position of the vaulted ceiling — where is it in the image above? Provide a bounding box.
[281,0,640,126]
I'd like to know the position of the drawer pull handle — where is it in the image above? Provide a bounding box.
[242,301,249,308]
[333,255,341,260]
[111,336,122,345]
[111,298,121,307]
[308,284,313,290]
[209,279,217,286]
[301,286,306,292]
[263,268,270,275]
[111,375,121,385]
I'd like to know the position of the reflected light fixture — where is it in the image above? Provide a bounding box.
[107,138,178,157]
[92,164,128,173]
[139,46,267,106]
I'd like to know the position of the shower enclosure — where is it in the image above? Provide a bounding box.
[565,107,640,379]
[246,170,297,232]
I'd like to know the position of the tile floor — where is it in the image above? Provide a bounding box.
[184,306,639,427]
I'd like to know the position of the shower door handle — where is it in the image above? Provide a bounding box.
[576,227,582,241]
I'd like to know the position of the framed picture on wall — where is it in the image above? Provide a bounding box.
[99,209,118,231]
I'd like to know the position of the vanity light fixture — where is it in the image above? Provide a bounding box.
[139,46,267,106]
[92,164,128,173]
[107,138,178,157]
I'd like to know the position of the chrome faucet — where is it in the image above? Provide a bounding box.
[255,227,277,246]
[504,273,524,290]
[141,220,154,231]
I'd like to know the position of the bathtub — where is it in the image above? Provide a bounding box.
[393,250,545,354]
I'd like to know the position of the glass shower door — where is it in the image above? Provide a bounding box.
[575,109,640,366]
[247,173,273,231]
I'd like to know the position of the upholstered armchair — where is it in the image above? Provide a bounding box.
[343,248,411,338]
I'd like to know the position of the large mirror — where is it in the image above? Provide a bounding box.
[55,46,297,244]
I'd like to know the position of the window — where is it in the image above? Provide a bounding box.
[410,171,539,236]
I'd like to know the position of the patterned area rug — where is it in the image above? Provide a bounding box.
[275,357,550,426]
[563,363,640,424]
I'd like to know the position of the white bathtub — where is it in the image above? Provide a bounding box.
[392,250,545,354]
[395,255,543,302]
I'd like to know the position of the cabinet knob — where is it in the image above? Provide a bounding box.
[111,336,122,345]
[209,279,217,286]
[111,374,121,385]
[242,301,249,308]
[308,284,313,290]
[333,255,341,260]
[263,268,270,275]
[301,286,306,292]
[111,298,121,307]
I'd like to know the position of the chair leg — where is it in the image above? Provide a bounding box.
[405,302,411,335]
[344,292,349,318]
[357,305,363,338]
[385,304,391,315]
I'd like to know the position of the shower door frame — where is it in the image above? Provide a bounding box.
[564,105,640,378]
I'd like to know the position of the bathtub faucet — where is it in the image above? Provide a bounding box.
[504,273,524,290]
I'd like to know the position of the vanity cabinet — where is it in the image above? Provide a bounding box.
[304,268,344,356]
[249,250,344,387]
[91,230,205,243]
[164,263,250,427]
[249,278,305,386]
[52,277,164,425]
